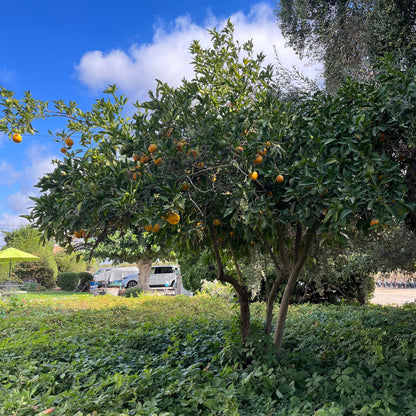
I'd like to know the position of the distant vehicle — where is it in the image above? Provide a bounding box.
[93,267,140,285]
[118,265,180,288]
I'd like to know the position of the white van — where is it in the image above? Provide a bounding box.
[121,265,180,288]
[93,267,140,285]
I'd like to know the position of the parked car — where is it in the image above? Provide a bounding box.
[93,267,140,286]
[118,265,180,288]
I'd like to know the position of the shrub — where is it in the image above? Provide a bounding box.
[56,272,79,291]
[13,259,55,289]
[123,286,143,298]
[179,251,217,292]
[76,272,94,292]
[199,280,234,301]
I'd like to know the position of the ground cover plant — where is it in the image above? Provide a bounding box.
[1,293,416,415]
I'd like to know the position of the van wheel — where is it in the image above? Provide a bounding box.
[126,281,137,288]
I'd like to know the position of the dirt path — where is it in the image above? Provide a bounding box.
[370,287,416,306]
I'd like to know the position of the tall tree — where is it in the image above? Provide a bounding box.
[91,231,173,291]
[276,0,416,92]
[1,22,414,353]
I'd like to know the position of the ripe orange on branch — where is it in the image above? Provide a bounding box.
[65,138,74,147]
[148,144,158,153]
[249,171,258,180]
[166,212,180,225]
[370,219,379,226]
[276,174,284,183]
[254,154,263,165]
[144,224,153,232]
[12,133,22,143]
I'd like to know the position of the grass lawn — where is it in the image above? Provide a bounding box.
[1,293,415,415]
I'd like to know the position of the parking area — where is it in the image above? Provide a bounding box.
[370,287,416,306]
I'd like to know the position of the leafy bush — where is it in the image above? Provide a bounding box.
[179,251,217,292]
[1,295,416,415]
[123,286,143,297]
[12,259,55,289]
[21,282,46,292]
[199,279,235,301]
[76,272,94,292]
[56,272,79,291]
[296,252,376,304]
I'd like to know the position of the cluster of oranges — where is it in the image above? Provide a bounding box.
[61,137,74,154]
[144,224,160,233]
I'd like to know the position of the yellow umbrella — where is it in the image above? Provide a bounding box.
[0,247,40,281]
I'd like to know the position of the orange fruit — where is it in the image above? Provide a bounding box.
[197,162,205,168]
[65,137,74,147]
[213,219,221,226]
[258,147,267,156]
[152,224,160,232]
[166,212,180,225]
[148,143,157,153]
[230,231,234,236]
[250,171,258,180]
[132,172,141,180]
[140,154,149,164]
[61,147,67,154]
[154,157,162,165]
[236,146,244,152]
[12,133,22,143]
[182,183,190,191]
[254,154,263,165]
[133,153,140,162]
[264,141,271,147]
[144,224,153,232]
[370,219,379,226]
[276,174,284,183]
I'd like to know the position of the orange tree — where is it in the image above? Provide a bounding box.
[1,22,414,352]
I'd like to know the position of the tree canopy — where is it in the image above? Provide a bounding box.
[1,22,415,352]
[276,0,416,92]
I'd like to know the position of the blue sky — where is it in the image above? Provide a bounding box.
[0,0,320,247]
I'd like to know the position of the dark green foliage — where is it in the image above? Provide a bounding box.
[1,296,416,415]
[123,286,143,297]
[179,251,217,292]
[276,0,416,92]
[297,251,376,305]
[76,272,94,292]
[56,272,79,291]
[12,259,55,289]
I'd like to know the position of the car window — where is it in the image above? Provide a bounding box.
[160,267,173,273]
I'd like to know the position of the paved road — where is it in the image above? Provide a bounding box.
[370,287,416,306]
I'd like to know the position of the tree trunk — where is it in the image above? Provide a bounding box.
[265,274,285,335]
[273,222,319,353]
[237,285,251,341]
[136,259,152,292]
[208,223,251,342]
[273,269,299,353]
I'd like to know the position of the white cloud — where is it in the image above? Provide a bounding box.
[24,143,57,186]
[7,191,32,215]
[0,160,21,185]
[74,3,321,101]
